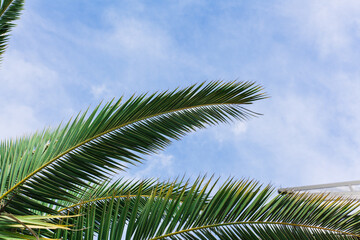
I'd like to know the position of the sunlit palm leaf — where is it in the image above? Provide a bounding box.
[0,81,266,215]
[0,213,76,240]
[49,177,208,240]
[53,179,360,240]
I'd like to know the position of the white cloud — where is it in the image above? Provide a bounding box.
[190,1,360,188]
[0,104,41,139]
[0,49,72,139]
[280,0,360,58]
[90,84,110,99]
[0,50,56,139]
[98,16,171,59]
[126,153,175,180]
[210,76,360,187]
[233,122,248,135]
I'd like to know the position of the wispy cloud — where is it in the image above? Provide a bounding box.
[0,49,70,138]
[279,0,360,59]
[123,153,175,181]
[2,0,360,189]
[200,0,360,187]
[98,16,172,59]
[0,104,40,139]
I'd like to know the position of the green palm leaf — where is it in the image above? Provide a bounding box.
[53,177,209,239]
[53,179,360,240]
[182,225,357,240]
[0,213,77,240]
[56,177,203,214]
[0,0,24,62]
[0,81,266,215]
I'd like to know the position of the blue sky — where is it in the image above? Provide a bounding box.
[1,0,360,188]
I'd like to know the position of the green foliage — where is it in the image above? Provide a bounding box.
[0,80,270,238]
[0,0,24,62]
[2,1,360,239]
[52,178,360,240]
[0,81,266,217]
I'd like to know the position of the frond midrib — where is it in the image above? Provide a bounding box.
[0,0,15,17]
[0,101,255,200]
[57,195,150,212]
[149,221,360,240]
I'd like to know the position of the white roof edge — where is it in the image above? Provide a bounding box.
[279,180,360,193]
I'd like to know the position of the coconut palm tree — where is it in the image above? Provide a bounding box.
[2,1,360,239]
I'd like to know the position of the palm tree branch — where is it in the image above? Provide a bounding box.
[54,178,360,239]
[149,221,360,240]
[0,81,266,214]
[0,102,253,200]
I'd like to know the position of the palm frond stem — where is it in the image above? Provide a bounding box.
[0,0,15,16]
[57,195,152,213]
[150,221,360,240]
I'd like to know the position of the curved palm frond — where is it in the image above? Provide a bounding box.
[180,225,357,240]
[0,0,24,62]
[57,176,207,213]
[51,177,210,239]
[52,178,360,240]
[0,81,266,215]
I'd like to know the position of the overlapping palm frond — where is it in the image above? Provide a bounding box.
[56,177,202,214]
[0,81,266,215]
[52,179,360,240]
[0,0,24,62]
[50,177,209,239]
[0,213,77,240]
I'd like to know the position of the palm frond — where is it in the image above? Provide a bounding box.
[0,81,266,215]
[52,177,210,239]
[0,0,24,62]
[56,177,203,214]
[180,225,357,240]
[52,178,360,240]
[0,213,76,240]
